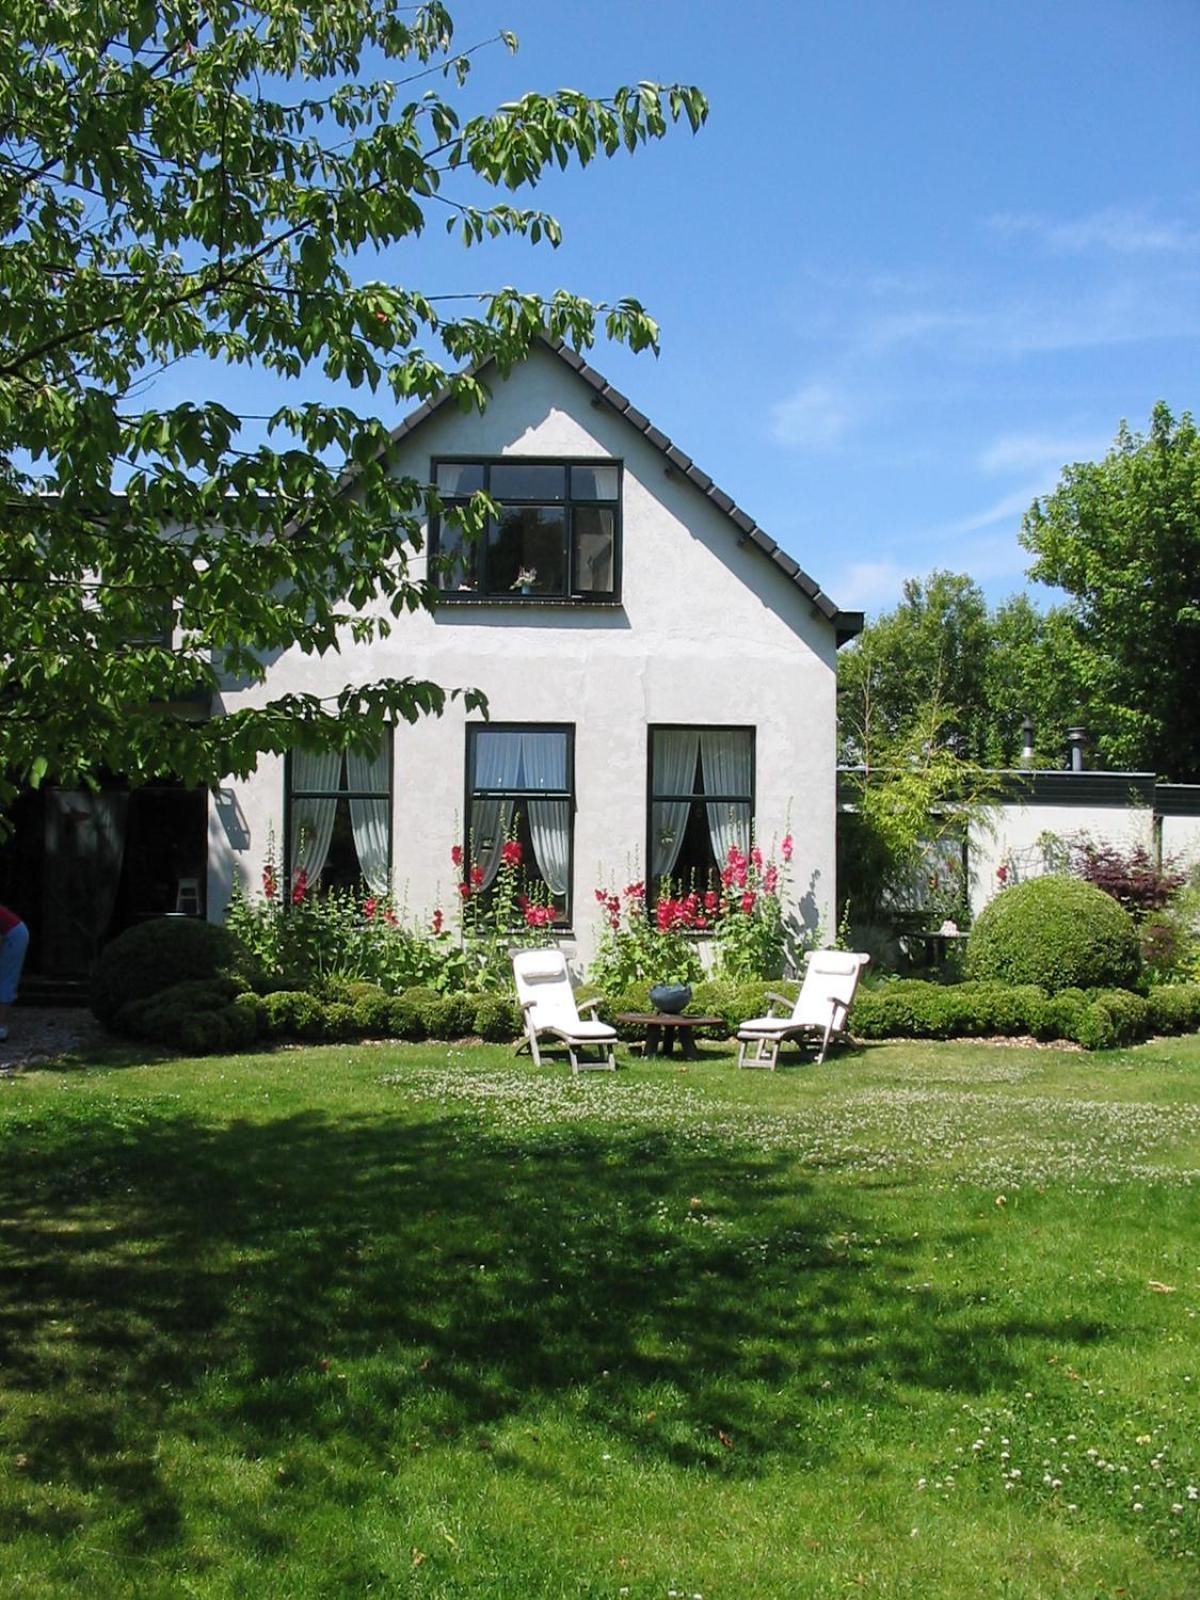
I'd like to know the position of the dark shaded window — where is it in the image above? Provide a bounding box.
[285,734,392,895]
[464,724,573,922]
[648,727,754,894]
[433,459,620,601]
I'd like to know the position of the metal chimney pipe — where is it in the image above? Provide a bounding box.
[1020,715,1035,767]
[1066,726,1087,773]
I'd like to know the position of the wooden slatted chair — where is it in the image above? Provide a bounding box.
[737,949,870,1069]
[511,947,617,1073]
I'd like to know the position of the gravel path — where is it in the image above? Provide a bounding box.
[0,1008,109,1073]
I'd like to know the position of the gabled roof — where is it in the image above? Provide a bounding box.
[386,333,864,646]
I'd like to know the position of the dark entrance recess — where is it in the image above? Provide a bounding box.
[0,780,208,980]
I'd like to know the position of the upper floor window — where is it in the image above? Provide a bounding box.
[432,459,620,602]
[648,726,754,895]
[286,734,392,896]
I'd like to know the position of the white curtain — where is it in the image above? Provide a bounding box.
[651,730,700,880]
[470,731,523,888]
[347,744,391,894]
[700,730,752,869]
[290,749,342,884]
[520,732,570,896]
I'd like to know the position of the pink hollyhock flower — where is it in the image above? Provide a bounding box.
[763,865,778,895]
[501,840,523,868]
[781,834,794,862]
[704,890,719,915]
[384,909,397,926]
[741,890,757,915]
[751,845,763,870]
[450,844,463,867]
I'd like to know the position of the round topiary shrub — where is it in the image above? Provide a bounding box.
[91,917,260,1028]
[966,876,1141,994]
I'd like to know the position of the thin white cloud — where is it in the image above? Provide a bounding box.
[769,380,853,450]
[987,205,1200,256]
[859,283,1199,358]
[977,432,1108,475]
[939,486,1041,539]
[827,559,907,612]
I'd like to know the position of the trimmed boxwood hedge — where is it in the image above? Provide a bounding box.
[850,977,1200,1050]
[101,958,1200,1058]
[966,875,1141,993]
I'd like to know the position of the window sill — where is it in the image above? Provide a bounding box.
[435,593,622,608]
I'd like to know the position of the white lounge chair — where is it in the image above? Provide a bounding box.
[511,947,617,1072]
[736,949,870,1069]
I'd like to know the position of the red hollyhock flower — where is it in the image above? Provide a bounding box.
[450,844,463,867]
[262,865,277,902]
[432,909,444,934]
[458,881,471,900]
[363,896,377,920]
[291,869,308,906]
[703,890,719,915]
[500,840,523,868]
[470,863,484,887]
[996,863,1008,884]
[384,909,397,926]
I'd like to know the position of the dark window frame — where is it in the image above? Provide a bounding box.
[464,721,576,925]
[431,456,622,604]
[646,723,757,901]
[283,729,394,895]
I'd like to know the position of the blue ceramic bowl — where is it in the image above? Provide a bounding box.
[649,983,692,1014]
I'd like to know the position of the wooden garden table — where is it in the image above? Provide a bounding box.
[614,1012,727,1060]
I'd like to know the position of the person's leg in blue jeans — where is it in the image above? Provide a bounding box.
[0,920,30,1039]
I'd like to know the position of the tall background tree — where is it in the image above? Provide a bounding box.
[1021,403,1200,779]
[0,0,706,809]
[838,570,1084,771]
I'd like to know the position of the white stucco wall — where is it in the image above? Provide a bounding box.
[1160,814,1200,869]
[968,797,1156,917]
[208,344,842,968]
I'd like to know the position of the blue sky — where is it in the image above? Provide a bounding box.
[172,0,1200,619]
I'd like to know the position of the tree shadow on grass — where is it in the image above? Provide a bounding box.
[0,1095,1112,1551]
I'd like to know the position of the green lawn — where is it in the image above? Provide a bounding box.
[1,1032,1198,1598]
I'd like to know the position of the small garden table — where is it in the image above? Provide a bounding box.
[614,1012,727,1060]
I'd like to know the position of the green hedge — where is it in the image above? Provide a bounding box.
[103,965,1200,1058]
[91,917,261,1026]
[851,977,1200,1050]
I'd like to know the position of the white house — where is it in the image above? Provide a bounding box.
[207,336,863,969]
